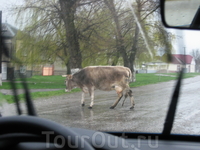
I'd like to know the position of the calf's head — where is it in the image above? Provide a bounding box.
[65,75,77,92]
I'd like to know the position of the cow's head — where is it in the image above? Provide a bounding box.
[65,75,77,92]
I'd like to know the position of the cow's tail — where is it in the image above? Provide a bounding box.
[126,67,132,83]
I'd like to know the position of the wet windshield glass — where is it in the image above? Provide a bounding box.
[0,0,200,135]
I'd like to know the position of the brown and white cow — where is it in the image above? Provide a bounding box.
[62,66,134,109]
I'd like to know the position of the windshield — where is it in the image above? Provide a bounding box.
[0,0,200,135]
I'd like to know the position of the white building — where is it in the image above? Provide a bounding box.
[137,54,195,73]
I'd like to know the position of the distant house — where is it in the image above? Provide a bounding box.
[1,23,32,80]
[168,54,195,73]
[137,54,195,73]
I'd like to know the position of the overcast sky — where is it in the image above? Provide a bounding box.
[0,0,23,27]
[1,0,200,55]
[168,29,200,55]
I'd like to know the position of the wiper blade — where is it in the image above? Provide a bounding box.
[2,41,37,116]
[0,14,37,116]
[162,68,184,135]
[1,38,37,116]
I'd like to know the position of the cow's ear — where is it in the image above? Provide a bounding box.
[67,75,73,80]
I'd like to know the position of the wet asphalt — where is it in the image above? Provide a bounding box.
[1,76,200,135]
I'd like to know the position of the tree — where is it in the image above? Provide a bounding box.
[14,0,104,74]
[74,0,114,66]
[13,0,174,76]
[104,0,129,67]
[14,0,71,73]
[59,0,82,69]
[103,0,173,76]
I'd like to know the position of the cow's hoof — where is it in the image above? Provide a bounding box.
[130,106,134,109]
[110,106,115,109]
[82,103,85,107]
[88,106,92,109]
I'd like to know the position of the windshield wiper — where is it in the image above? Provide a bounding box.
[0,39,37,116]
[0,13,37,116]
[162,68,184,135]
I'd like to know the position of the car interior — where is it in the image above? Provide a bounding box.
[0,0,200,150]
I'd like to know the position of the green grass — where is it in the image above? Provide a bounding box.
[1,73,200,103]
[130,72,200,87]
[130,73,177,87]
[0,75,65,89]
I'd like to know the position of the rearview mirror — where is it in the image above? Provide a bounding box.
[161,0,200,29]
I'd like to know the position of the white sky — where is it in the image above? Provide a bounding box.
[168,29,200,55]
[0,0,23,27]
[1,0,200,56]
[183,30,200,53]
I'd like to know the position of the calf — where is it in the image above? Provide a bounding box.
[62,66,134,109]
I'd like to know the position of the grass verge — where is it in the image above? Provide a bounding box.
[0,75,65,89]
[130,72,200,87]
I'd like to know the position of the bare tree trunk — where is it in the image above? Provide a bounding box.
[128,24,139,82]
[104,0,129,67]
[66,61,71,74]
[129,25,139,71]
[59,0,82,69]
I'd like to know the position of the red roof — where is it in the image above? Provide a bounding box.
[171,54,193,64]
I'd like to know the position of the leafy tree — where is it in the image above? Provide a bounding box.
[14,0,104,74]
[14,0,91,74]
[103,0,173,74]
[12,0,174,76]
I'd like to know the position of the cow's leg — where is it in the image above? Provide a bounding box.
[110,86,123,109]
[81,92,85,106]
[128,89,134,109]
[121,92,128,106]
[121,85,131,107]
[88,87,94,109]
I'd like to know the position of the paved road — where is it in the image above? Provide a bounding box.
[1,76,200,135]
